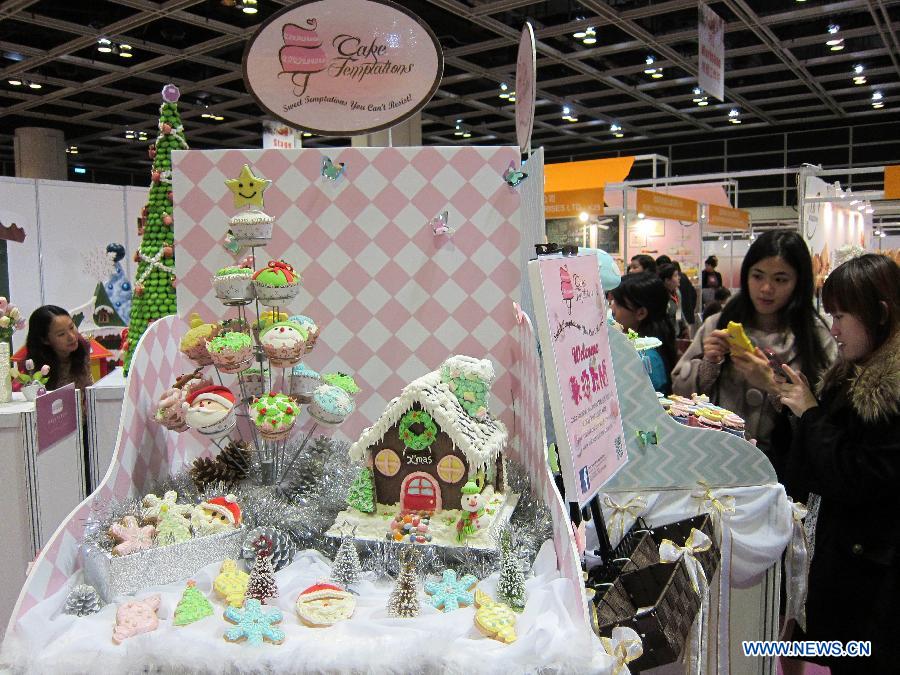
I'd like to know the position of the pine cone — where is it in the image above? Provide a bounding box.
[241,526,297,572]
[219,441,252,480]
[189,457,228,491]
[190,441,252,490]
[63,584,103,617]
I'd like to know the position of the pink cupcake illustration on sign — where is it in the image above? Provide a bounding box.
[279,19,328,96]
[560,265,574,314]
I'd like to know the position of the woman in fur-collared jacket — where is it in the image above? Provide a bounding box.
[779,254,900,674]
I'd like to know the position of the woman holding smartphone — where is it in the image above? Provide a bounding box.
[671,230,836,459]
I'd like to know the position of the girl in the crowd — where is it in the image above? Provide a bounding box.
[779,253,900,674]
[702,255,723,289]
[25,305,93,390]
[610,272,677,394]
[627,254,657,275]
[658,262,688,338]
[671,230,835,457]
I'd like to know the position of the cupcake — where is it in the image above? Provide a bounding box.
[259,321,308,367]
[251,393,298,441]
[154,387,189,432]
[255,310,289,332]
[240,366,271,398]
[207,332,254,374]
[184,385,237,439]
[290,363,321,396]
[213,265,255,302]
[308,384,354,425]
[180,313,219,366]
[229,209,274,247]
[321,372,360,396]
[253,260,301,307]
[288,315,319,353]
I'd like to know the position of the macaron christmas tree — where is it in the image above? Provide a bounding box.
[124,84,188,374]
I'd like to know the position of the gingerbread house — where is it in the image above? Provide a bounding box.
[348,356,508,513]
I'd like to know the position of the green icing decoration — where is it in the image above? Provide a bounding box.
[347,467,376,513]
[252,393,297,426]
[398,409,438,452]
[216,266,251,276]
[254,268,289,286]
[441,365,489,419]
[208,331,252,353]
[322,372,360,395]
[174,581,213,626]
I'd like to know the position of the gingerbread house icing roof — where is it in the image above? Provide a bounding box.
[348,369,508,474]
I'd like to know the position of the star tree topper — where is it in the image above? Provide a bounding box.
[225,164,272,209]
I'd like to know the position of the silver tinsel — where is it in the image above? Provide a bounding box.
[82,434,554,586]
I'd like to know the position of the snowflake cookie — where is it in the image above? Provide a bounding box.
[108,516,155,556]
[424,569,478,612]
[141,490,192,523]
[223,598,285,646]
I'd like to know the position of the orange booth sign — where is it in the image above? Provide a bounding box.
[885,165,900,200]
[544,188,604,219]
[707,204,750,230]
[635,189,698,222]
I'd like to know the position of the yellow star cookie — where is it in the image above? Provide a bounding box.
[474,589,517,643]
[224,164,271,209]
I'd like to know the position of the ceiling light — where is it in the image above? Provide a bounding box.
[302,132,313,137]
[830,41,844,51]
[651,68,663,79]
[454,119,465,137]
[880,231,887,238]
[872,91,884,108]
[499,82,510,100]
[214,115,224,121]
[118,44,133,58]
[582,27,597,45]
[508,91,516,102]
[65,146,78,155]
[643,55,656,75]
[610,123,624,138]
[561,105,578,122]
[462,131,471,138]
[637,212,645,219]
[8,79,22,86]
[27,81,41,89]
[698,99,709,106]
[728,108,741,123]
[579,212,589,223]
[125,130,135,139]
[138,131,148,140]
[97,38,113,53]
[573,20,587,40]
[238,0,258,14]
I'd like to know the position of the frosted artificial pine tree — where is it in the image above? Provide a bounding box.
[246,536,279,604]
[123,83,188,374]
[387,547,420,618]
[62,584,103,617]
[330,533,362,587]
[174,580,213,626]
[346,467,375,513]
[496,530,526,612]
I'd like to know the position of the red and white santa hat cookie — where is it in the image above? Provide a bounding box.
[200,494,242,525]
[185,385,236,408]
[295,582,356,627]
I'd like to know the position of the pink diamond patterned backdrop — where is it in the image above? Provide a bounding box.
[174,146,523,444]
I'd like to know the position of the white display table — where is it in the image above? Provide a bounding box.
[0,392,86,628]
[85,368,126,492]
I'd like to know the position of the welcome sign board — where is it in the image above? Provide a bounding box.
[243,0,443,136]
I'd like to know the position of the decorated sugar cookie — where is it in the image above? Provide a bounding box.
[156,504,193,546]
[223,598,285,646]
[214,559,250,607]
[474,588,517,644]
[108,515,156,556]
[174,581,213,626]
[424,569,478,612]
[112,595,161,644]
[191,494,242,537]
[141,490,192,524]
[295,582,356,627]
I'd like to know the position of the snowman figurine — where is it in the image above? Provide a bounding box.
[456,480,485,543]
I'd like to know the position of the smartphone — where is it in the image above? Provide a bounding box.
[761,347,785,377]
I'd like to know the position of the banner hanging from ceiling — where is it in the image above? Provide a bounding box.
[516,22,536,156]
[698,3,725,102]
[243,0,443,136]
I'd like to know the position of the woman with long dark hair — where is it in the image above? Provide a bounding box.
[25,305,93,390]
[671,230,835,456]
[779,254,900,674]
[610,272,677,394]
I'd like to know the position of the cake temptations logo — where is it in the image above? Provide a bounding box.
[279,18,415,97]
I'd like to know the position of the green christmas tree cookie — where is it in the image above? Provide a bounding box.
[156,503,192,546]
[174,580,213,626]
[347,467,375,513]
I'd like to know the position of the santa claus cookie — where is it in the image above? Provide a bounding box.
[191,494,242,536]
[183,385,236,439]
[295,582,356,627]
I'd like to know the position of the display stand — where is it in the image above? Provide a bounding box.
[84,368,126,492]
[595,326,791,674]
[0,392,86,629]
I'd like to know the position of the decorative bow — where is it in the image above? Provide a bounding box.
[239,255,255,269]
[659,528,712,675]
[267,260,296,282]
[692,480,735,539]
[602,494,647,549]
[781,499,810,636]
[599,626,643,675]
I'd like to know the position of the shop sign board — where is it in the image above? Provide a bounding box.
[35,384,77,454]
[636,189,698,222]
[528,253,627,507]
[544,188,604,219]
[516,22,536,155]
[243,0,443,136]
[885,165,900,200]
[262,120,302,149]
[707,204,750,230]
[698,3,725,102]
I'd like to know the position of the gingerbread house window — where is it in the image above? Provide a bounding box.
[436,455,465,483]
[374,448,400,476]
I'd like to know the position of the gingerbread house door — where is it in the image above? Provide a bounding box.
[400,472,442,513]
